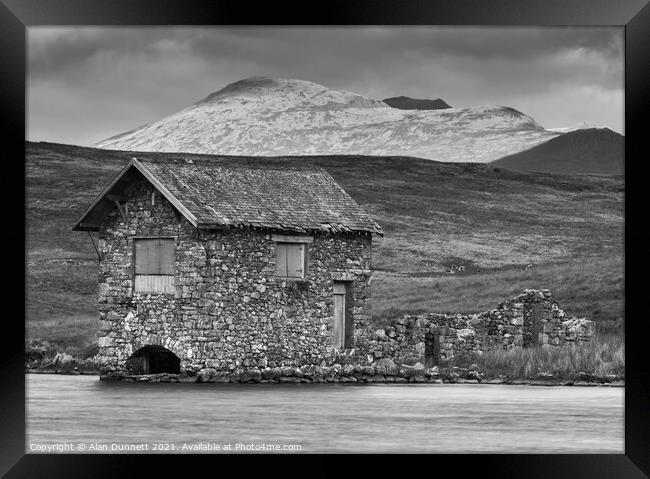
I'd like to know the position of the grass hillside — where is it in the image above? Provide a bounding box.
[491,128,624,175]
[26,141,624,352]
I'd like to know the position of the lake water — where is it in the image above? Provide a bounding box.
[26,374,624,454]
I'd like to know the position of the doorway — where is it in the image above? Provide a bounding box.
[333,280,354,349]
[531,303,545,345]
[424,331,440,367]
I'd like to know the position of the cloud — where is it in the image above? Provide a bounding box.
[27,26,624,145]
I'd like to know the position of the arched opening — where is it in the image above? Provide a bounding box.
[126,345,181,374]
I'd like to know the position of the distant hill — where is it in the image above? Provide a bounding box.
[547,121,609,133]
[491,128,624,175]
[94,76,558,163]
[382,96,451,110]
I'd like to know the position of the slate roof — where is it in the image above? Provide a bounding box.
[73,157,383,235]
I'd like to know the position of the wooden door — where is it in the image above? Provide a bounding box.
[333,292,345,349]
[333,281,353,349]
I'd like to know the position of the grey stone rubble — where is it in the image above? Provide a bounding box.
[102,357,622,386]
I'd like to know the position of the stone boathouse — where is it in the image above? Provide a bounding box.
[73,157,383,379]
[74,156,594,383]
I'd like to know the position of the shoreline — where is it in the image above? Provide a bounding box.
[25,369,624,387]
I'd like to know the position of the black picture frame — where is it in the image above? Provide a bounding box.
[2,0,647,477]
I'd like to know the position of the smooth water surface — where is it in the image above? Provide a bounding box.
[26,374,624,453]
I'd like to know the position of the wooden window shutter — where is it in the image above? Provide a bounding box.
[286,244,304,278]
[135,238,175,275]
[135,239,159,274]
[275,243,287,277]
[157,239,175,275]
[134,238,175,294]
[275,242,307,278]
[134,240,146,274]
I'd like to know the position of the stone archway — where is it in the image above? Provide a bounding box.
[126,345,181,374]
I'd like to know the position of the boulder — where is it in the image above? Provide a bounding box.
[261,367,281,380]
[240,368,262,383]
[574,371,594,382]
[52,352,75,371]
[373,358,399,376]
[196,368,217,383]
[299,364,317,378]
[412,362,426,377]
[179,375,198,383]
[281,366,297,377]
[398,365,413,378]
[279,376,299,383]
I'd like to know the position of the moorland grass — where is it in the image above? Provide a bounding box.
[442,333,624,381]
[372,254,624,334]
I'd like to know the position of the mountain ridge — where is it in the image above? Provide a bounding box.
[95,77,559,163]
[547,121,612,133]
[383,96,451,110]
[491,128,624,175]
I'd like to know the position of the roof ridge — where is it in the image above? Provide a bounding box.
[134,156,328,173]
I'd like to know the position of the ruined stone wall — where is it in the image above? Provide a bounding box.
[367,313,487,366]
[367,289,595,368]
[96,180,374,375]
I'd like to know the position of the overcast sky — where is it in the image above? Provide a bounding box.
[28,26,624,146]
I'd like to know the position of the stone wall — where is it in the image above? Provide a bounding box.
[366,289,595,368]
[96,180,374,375]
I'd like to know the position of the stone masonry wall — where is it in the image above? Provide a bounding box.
[367,289,595,368]
[96,180,374,375]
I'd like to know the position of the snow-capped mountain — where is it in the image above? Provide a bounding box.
[95,77,560,162]
[547,122,609,133]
